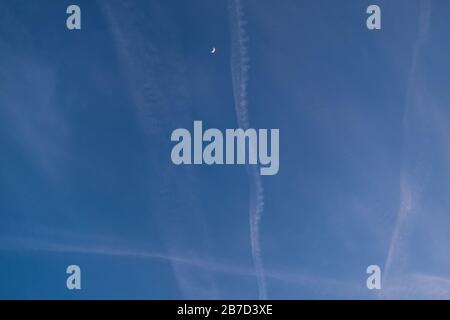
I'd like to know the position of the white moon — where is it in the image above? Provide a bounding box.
[211,47,216,54]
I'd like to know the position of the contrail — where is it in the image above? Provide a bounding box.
[1,234,362,296]
[101,2,220,298]
[383,0,432,292]
[229,0,267,299]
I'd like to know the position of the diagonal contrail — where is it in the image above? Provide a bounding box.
[101,2,220,298]
[229,0,267,299]
[383,0,432,292]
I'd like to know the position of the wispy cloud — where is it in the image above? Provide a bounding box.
[382,273,450,299]
[0,55,70,180]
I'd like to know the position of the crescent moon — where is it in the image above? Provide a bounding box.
[211,47,216,54]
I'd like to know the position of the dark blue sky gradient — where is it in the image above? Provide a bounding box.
[1,0,450,299]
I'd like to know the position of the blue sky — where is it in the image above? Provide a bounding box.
[1,0,450,299]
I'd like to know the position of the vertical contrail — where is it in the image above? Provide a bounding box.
[229,0,267,299]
